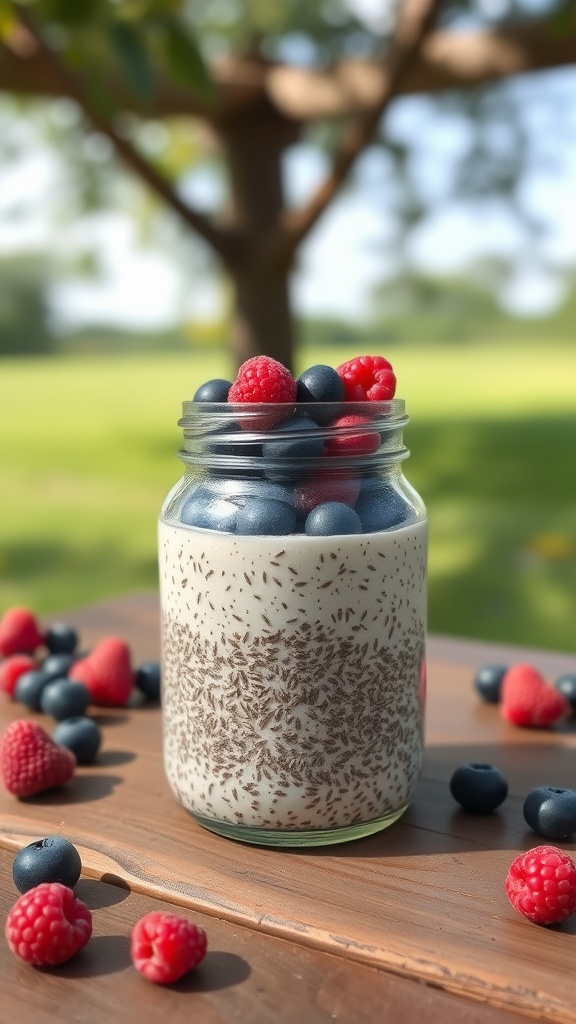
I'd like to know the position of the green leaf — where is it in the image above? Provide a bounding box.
[153,15,213,101]
[109,19,155,102]
[0,2,15,41]
[549,4,576,38]
[34,0,103,27]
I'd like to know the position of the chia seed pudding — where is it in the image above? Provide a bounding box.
[159,368,427,846]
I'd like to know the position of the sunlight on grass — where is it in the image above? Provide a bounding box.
[1,340,574,652]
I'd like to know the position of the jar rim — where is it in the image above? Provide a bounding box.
[180,398,406,427]
[177,398,409,470]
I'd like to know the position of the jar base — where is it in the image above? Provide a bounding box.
[190,804,409,848]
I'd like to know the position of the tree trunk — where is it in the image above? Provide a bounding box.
[218,108,299,371]
[231,260,293,372]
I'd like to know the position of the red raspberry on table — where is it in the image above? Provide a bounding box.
[0,607,44,657]
[0,719,76,797]
[72,636,133,707]
[505,845,576,925]
[6,882,92,965]
[336,355,396,402]
[131,911,207,985]
[323,414,380,457]
[0,654,38,697]
[501,663,569,728]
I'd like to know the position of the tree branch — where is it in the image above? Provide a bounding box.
[265,21,576,120]
[269,0,444,270]
[15,11,243,267]
[1,19,574,122]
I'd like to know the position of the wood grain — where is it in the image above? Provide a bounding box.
[0,847,527,1024]
[0,594,575,1022]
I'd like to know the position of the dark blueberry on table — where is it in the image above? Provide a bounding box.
[523,786,576,839]
[236,497,297,536]
[40,678,91,720]
[135,661,161,703]
[296,365,345,423]
[14,669,52,710]
[181,489,238,533]
[192,378,232,403]
[555,673,576,711]
[13,835,82,893]
[354,480,410,533]
[305,502,362,537]
[473,664,508,704]
[53,716,102,764]
[262,417,324,483]
[44,623,79,655]
[42,652,76,680]
[449,763,508,813]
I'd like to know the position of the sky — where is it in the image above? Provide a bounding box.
[0,10,575,331]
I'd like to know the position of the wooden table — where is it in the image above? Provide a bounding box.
[1,593,575,1024]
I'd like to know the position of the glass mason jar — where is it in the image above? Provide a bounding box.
[159,398,427,847]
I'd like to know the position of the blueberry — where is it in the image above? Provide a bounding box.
[135,661,161,703]
[12,835,82,893]
[42,652,76,679]
[207,423,263,475]
[45,623,79,655]
[53,716,102,764]
[192,378,232,403]
[523,786,576,838]
[354,480,410,533]
[14,669,52,710]
[236,498,297,536]
[296,365,345,423]
[40,678,90,720]
[449,763,508,813]
[262,417,324,483]
[473,664,508,704]
[305,502,362,536]
[229,479,294,509]
[181,488,238,533]
[555,673,576,711]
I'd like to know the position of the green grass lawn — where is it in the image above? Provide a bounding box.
[1,339,575,653]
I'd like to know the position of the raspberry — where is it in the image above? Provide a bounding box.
[505,845,576,925]
[131,911,207,984]
[336,355,396,402]
[228,356,296,428]
[6,882,92,965]
[0,607,44,657]
[0,719,76,798]
[501,663,569,728]
[294,470,360,513]
[0,654,38,697]
[72,636,133,707]
[323,415,380,456]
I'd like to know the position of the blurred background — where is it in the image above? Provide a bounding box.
[1,0,575,652]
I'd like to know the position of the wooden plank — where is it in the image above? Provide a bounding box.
[0,595,575,1022]
[0,848,525,1024]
